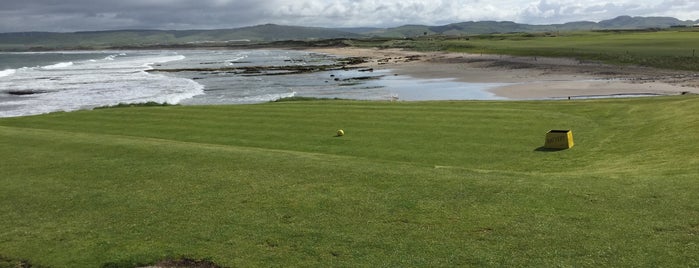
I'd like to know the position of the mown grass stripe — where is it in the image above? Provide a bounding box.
[1,96,698,266]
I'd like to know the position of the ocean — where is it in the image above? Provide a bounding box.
[0,49,506,118]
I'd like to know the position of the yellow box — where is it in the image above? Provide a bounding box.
[544,130,574,149]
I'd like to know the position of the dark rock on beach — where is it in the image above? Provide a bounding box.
[148,56,368,77]
[7,90,49,95]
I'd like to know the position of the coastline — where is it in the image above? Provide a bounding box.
[308,47,699,99]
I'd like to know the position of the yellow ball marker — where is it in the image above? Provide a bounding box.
[336,129,345,137]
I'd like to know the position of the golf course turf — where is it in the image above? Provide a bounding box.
[1,96,698,267]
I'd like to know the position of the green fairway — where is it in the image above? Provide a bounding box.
[1,97,699,267]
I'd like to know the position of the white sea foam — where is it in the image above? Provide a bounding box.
[226,55,248,66]
[236,92,296,103]
[0,69,16,78]
[142,55,186,69]
[0,52,203,118]
[42,62,74,69]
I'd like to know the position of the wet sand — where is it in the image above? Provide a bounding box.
[309,47,699,99]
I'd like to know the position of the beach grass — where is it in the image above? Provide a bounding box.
[357,29,699,71]
[1,96,699,267]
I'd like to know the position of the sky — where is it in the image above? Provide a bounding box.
[1,0,698,33]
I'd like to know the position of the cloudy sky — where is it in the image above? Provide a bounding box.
[1,0,698,32]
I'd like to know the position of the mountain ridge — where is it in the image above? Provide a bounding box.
[371,16,698,37]
[0,16,697,50]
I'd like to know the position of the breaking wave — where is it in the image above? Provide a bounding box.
[0,52,204,118]
[0,69,16,78]
[236,92,296,103]
[42,61,74,69]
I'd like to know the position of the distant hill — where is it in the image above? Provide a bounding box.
[214,24,363,41]
[0,24,363,50]
[0,16,697,50]
[597,16,695,29]
[373,16,699,37]
[334,27,383,34]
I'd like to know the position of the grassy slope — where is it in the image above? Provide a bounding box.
[459,31,698,55]
[355,30,699,71]
[462,31,699,70]
[1,97,699,267]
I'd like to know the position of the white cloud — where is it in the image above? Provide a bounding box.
[517,0,699,24]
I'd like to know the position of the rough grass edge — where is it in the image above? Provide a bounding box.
[0,255,45,268]
[102,256,225,268]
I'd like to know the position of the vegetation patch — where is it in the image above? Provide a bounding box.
[1,96,698,266]
[348,29,699,71]
[145,257,223,268]
[100,257,223,268]
[0,256,42,268]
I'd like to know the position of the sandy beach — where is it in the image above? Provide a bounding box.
[309,47,699,99]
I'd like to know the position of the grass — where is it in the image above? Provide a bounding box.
[1,96,699,267]
[352,29,699,71]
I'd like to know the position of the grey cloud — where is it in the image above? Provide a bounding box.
[0,0,697,33]
[0,0,279,32]
[521,0,648,24]
[521,0,699,24]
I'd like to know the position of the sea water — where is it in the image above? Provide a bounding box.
[0,49,506,118]
[0,51,204,117]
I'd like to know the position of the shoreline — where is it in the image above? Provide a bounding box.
[308,47,699,99]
